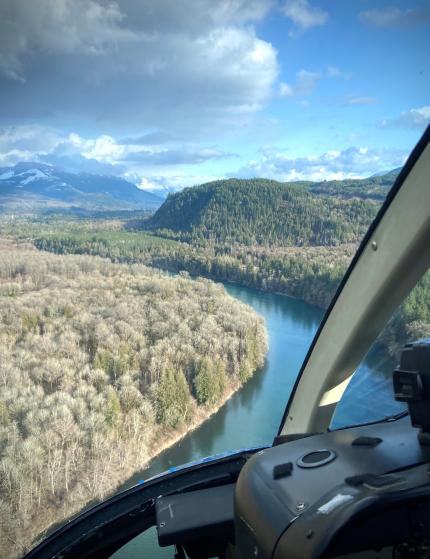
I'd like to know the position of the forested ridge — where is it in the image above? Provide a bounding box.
[307,170,398,201]
[0,239,266,558]
[7,217,429,355]
[144,178,379,246]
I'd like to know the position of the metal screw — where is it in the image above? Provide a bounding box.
[296,501,306,512]
[159,522,165,528]
[371,241,378,251]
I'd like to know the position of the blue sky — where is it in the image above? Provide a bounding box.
[0,0,429,191]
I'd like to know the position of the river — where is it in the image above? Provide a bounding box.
[112,283,404,558]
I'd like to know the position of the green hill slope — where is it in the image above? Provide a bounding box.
[307,171,398,200]
[144,178,379,246]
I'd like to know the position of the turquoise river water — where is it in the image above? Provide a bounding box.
[112,283,403,558]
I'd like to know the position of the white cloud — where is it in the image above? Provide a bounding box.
[326,65,352,79]
[234,145,407,181]
[0,1,278,136]
[137,177,164,191]
[0,126,234,181]
[279,69,321,97]
[136,173,223,193]
[279,82,294,97]
[379,106,430,129]
[80,134,126,162]
[280,65,350,99]
[0,149,36,166]
[0,124,60,153]
[282,0,328,34]
[359,6,430,28]
[0,0,139,81]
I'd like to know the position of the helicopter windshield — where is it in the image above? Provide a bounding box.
[0,3,429,559]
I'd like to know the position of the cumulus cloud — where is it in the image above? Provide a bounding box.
[0,0,139,81]
[378,107,430,129]
[282,0,328,34]
[0,0,278,136]
[0,125,232,179]
[359,6,430,28]
[135,173,224,193]
[234,145,407,182]
[0,0,273,82]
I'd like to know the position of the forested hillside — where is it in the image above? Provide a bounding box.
[307,170,398,201]
[9,217,428,356]
[0,239,267,558]
[144,178,378,246]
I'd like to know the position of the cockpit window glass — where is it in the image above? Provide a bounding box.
[331,271,430,429]
[0,1,429,557]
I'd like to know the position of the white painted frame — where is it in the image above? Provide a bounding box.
[280,128,430,435]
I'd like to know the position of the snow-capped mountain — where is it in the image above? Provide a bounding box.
[0,162,163,213]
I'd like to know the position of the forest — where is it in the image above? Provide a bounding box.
[0,239,267,558]
[143,178,379,245]
[4,213,429,355]
[1,173,429,558]
[306,169,399,201]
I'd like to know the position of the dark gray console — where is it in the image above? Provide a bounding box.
[235,417,430,558]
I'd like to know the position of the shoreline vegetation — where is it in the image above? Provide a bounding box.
[36,378,245,555]
[0,239,267,558]
[7,217,429,354]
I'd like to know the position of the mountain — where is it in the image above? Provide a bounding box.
[143,178,379,246]
[0,162,163,214]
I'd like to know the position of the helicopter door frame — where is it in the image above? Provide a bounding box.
[279,125,430,436]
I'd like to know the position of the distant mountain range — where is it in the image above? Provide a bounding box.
[0,162,163,215]
[0,162,400,217]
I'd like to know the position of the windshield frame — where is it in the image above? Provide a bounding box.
[279,125,430,436]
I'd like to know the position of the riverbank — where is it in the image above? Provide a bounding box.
[7,218,427,355]
[0,240,268,559]
[27,377,246,555]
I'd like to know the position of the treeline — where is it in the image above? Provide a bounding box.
[0,239,267,558]
[143,178,378,246]
[18,219,430,354]
[307,171,398,201]
[26,224,350,309]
